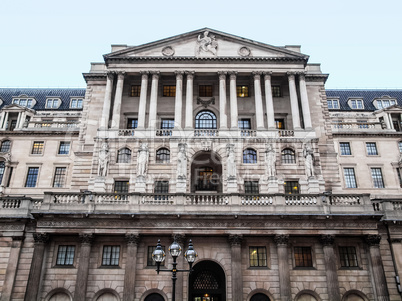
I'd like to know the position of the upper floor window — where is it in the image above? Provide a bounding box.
[199,85,213,97]
[53,167,67,188]
[272,86,282,97]
[237,86,249,97]
[25,167,39,187]
[339,142,351,156]
[294,247,313,267]
[249,247,267,267]
[339,246,358,267]
[163,85,176,97]
[349,99,364,109]
[70,98,83,109]
[327,99,340,109]
[155,181,169,194]
[284,181,299,194]
[0,162,5,185]
[399,141,402,153]
[58,142,70,155]
[12,97,34,108]
[0,140,11,152]
[195,111,217,129]
[147,245,165,266]
[375,98,397,109]
[56,245,75,266]
[344,168,357,188]
[127,118,138,129]
[130,85,141,97]
[275,119,285,129]
[156,148,170,163]
[366,142,378,156]
[245,181,259,194]
[161,119,174,129]
[117,148,131,163]
[238,119,251,129]
[45,98,61,109]
[281,148,295,164]
[102,246,120,266]
[114,180,129,194]
[32,141,44,155]
[371,168,384,188]
[243,148,257,164]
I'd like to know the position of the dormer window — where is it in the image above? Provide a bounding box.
[46,98,61,109]
[12,98,35,108]
[70,98,83,109]
[327,99,339,109]
[349,99,364,109]
[374,98,397,109]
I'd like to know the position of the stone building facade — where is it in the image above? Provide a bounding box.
[0,28,401,301]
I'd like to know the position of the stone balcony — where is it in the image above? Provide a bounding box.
[331,122,387,134]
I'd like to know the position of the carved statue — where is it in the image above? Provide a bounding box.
[303,142,315,178]
[196,31,218,56]
[98,142,109,177]
[177,143,187,179]
[226,144,237,180]
[137,143,149,177]
[265,143,276,177]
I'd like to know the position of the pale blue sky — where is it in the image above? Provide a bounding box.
[1,0,401,89]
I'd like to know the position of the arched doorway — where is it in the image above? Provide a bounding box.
[191,152,222,193]
[144,293,164,301]
[250,293,270,301]
[189,260,226,301]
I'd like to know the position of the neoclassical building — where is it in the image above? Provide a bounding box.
[0,28,401,301]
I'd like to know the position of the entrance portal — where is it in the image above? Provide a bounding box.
[189,261,226,301]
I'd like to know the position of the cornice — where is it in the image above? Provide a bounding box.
[332,132,402,138]
[82,73,107,83]
[0,131,79,136]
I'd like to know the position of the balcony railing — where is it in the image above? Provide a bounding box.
[331,122,383,132]
[194,129,219,137]
[27,121,80,129]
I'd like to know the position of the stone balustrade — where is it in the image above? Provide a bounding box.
[27,121,80,129]
[331,122,383,132]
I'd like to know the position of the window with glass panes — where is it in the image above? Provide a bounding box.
[0,162,5,185]
[58,142,70,155]
[130,85,141,97]
[161,119,174,129]
[294,247,312,267]
[127,118,138,129]
[249,247,267,267]
[284,181,299,194]
[199,85,213,97]
[366,143,378,155]
[272,86,281,97]
[53,167,67,188]
[350,99,363,109]
[281,148,295,164]
[155,181,169,194]
[344,168,357,188]
[243,149,257,163]
[102,246,120,266]
[371,168,384,188]
[238,119,251,129]
[237,86,249,97]
[327,99,340,109]
[46,98,59,108]
[339,246,358,267]
[375,99,397,109]
[195,111,217,129]
[114,181,129,193]
[163,85,176,97]
[117,148,131,163]
[156,148,170,163]
[148,245,165,266]
[245,181,259,194]
[0,140,11,152]
[399,141,402,153]
[339,142,351,155]
[25,167,39,187]
[31,141,44,154]
[275,119,285,129]
[70,98,83,108]
[397,168,402,188]
[56,245,75,266]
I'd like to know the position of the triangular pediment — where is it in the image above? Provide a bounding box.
[2,104,34,113]
[105,28,309,60]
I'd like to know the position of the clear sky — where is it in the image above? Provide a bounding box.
[1,0,401,89]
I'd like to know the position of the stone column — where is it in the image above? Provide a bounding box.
[2,236,24,301]
[185,71,194,129]
[123,234,140,301]
[1,112,9,129]
[264,72,275,129]
[229,234,243,301]
[253,72,265,129]
[100,72,115,129]
[274,235,291,301]
[287,72,301,130]
[229,72,238,129]
[74,234,94,300]
[174,71,184,129]
[319,235,341,301]
[173,234,186,301]
[25,233,49,301]
[17,112,26,129]
[111,72,125,129]
[148,72,160,129]
[137,71,149,129]
[299,73,312,129]
[218,71,228,129]
[366,235,390,301]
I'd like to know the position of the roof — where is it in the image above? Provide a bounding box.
[0,88,86,111]
[326,89,402,111]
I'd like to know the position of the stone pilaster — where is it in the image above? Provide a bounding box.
[174,71,184,129]
[229,234,243,301]
[218,71,228,129]
[111,71,125,129]
[274,234,291,301]
[229,72,238,129]
[173,234,186,301]
[287,72,301,130]
[137,71,149,129]
[123,234,140,301]
[365,235,390,301]
[100,72,115,129]
[25,233,49,301]
[253,72,265,129]
[148,71,160,129]
[74,233,94,300]
[2,236,24,301]
[319,235,341,301]
[299,73,312,129]
[263,72,276,129]
[185,71,195,129]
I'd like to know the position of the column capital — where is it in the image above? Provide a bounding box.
[365,234,381,246]
[125,233,140,246]
[150,71,160,80]
[79,233,94,245]
[319,234,335,246]
[298,72,307,80]
[106,71,115,80]
[175,71,184,80]
[287,71,296,80]
[263,71,272,80]
[172,233,186,245]
[218,71,227,80]
[228,71,237,80]
[33,232,49,244]
[228,234,243,247]
[185,71,195,80]
[274,234,289,246]
[252,71,262,79]
[117,71,126,80]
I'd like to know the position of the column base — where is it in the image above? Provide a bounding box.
[267,177,279,193]
[227,178,238,193]
[93,177,106,193]
[176,178,187,193]
[135,177,147,193]
[307,177,320,194]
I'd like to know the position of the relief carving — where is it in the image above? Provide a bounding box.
[196,31,218,56]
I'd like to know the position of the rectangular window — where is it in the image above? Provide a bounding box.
[275,118,285,129]
[127,118,138,129]
[25,167,39,187]
[294,247,313,267]
[9,120,17,131]
[114,181,129,193]
[398,142,402,153]
[237,86,249,97]
[339,246,358,267]
[163,85,176,97]
[58,142,70,155]
[148,245,165,266]
[53,167,67,188]
[56,245,75,266]
[350,99,363,109]
[199,85,213,97]
[161,119,175,129]
[245,181,259,194]
[155,181,169,194]
[327,99,339,109]
[102,245,120,266]
[272,86,282,97]
[339,142,351,155]
[70,98,83,108]
[31,141,44,155]
[46,98,59,108]
[366,142,378,155]
[397,168,402,188]
[130,85,141,97]
[371,168,384,188]
[249,247,267,267]
[284,181,299,194]
[238,119,251,129]
[344,168,357,188]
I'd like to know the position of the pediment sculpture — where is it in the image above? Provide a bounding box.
[195,31,218,56]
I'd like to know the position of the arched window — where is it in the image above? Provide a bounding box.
[144,293,164,301]
[243,148,257,164]
[195,111,217,129]
[251,293,270,301]
[282,148,296,164]
[0,140,11,152]
[156,148,170,163]
[117,148,131,163]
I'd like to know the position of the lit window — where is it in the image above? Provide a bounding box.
[25,167,39,187]
[199,85,213,97]
[243,149,257,163]
[58,142,70,155]
[339,246,358,267]
[349,99,364,109]
[366,142,378,156]
[375,99,397,109]
[56,245,75,266]
[163,85,176,97]
[344,168,357,188]
[237,86,249,97]
[31,141,44,155]
[156,148,170,163]
[281,148,295,164]
[102,246,120,266]
[0,140,11,152]
[327,99,339,109]
[117,148,131,163]
[245,181,259,194]
[272,86,281,97]
[53,167,67,188]
[127,118,138,129]
[249,247,267,267]
[114,181,129,193]
[294,247,313,267]
[371,168,384,188]
[339,142,351,156]
[46,98,60,109]
[148,245,165,266]
[130,85,141,97]
[70,98,83,109]
[284,181,299,194]
[275,119,285,129]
